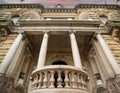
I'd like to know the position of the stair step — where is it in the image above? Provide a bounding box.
[117,61,120,64]
[115,57,120,60]
[0,47,10,50]
[106,41,119,44]
[108,45,119,48]
[6,36,16,40]
[0,53,6,56]
[113,54,120,57]
[102,35,112,38]
[3,42,13,44]
[110,48,120,50]
[8,34,18,37]
[0,60,3,63]
[1,44,12,47]
[105,38,116,42]
[106,42,118,45]
[112,51,120,54]
[0,56,5,59]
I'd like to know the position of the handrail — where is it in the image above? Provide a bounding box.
[31,65,89,89]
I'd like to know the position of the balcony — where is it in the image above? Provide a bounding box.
[31,65,89,93]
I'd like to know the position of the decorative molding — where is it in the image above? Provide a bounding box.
[0,4,119,11]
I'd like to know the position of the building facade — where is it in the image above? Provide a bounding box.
[0,4,120,93]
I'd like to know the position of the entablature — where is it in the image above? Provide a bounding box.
[18,19,100,27]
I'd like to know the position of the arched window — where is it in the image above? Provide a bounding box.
[99,15,108,25]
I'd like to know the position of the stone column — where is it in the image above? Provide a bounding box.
[37,32,49,69]
[0,33,23,74]
[69,31,82,68]
[96,33,120,75]
[6,40,26,78]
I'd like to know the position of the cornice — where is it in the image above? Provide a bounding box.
[75,4,120,10]
[0,4,119,11]
[0,4,44,9]
[42,9,77,13]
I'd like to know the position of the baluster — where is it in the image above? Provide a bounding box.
[49,71,55,88]
[84,76,87,89]
[38,72,43,89]
[69,72,72,87]
[79,74,83,88]
[57,70,63,88]
[81,74,85,89]
[71,72,77,88]
[64,71,70,88]
[82,75,87,89]
[42,71,48,88]
[32,75,35,89]
[34,74,38,89]
[77,73,81,89]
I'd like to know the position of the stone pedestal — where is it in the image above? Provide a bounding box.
[0,74,14,93]
[106,78,117,93]
[113,75,120,92]
[106,75,120,93]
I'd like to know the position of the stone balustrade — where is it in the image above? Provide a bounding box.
[31,65,89,93]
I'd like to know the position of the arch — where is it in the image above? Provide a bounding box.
[52,60,68,65]
[45,54,74,66]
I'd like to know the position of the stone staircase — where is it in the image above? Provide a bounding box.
[102,35,120,66]
[0,33,18,63]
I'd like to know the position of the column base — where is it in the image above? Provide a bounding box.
[15,83,26,93]
[113,74,120,92]
[93,84,106,93]
[106,76,120,93]
[0,74,14,93]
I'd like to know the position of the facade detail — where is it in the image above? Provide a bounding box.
[0,3,120,93]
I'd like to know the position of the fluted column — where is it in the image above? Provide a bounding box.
[69,31,82,68]
[37,32,48,69]
[0,33,23,74]
[96,33,120,75]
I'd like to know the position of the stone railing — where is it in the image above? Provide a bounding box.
[30,65,89,93]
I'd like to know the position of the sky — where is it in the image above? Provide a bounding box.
[1,0,119,8]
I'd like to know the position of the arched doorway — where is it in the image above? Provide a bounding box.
[52,60,67,65]
[52,60,67,88]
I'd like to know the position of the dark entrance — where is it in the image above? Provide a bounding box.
[52,60,67,65]
[52,60,67,88]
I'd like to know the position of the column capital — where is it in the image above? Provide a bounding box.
[69,30,76,34]
[89,48,96,57]
[17,30,24,34]
[69,30,82,68]
[93,32,99,37]
[42,31,50,34]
